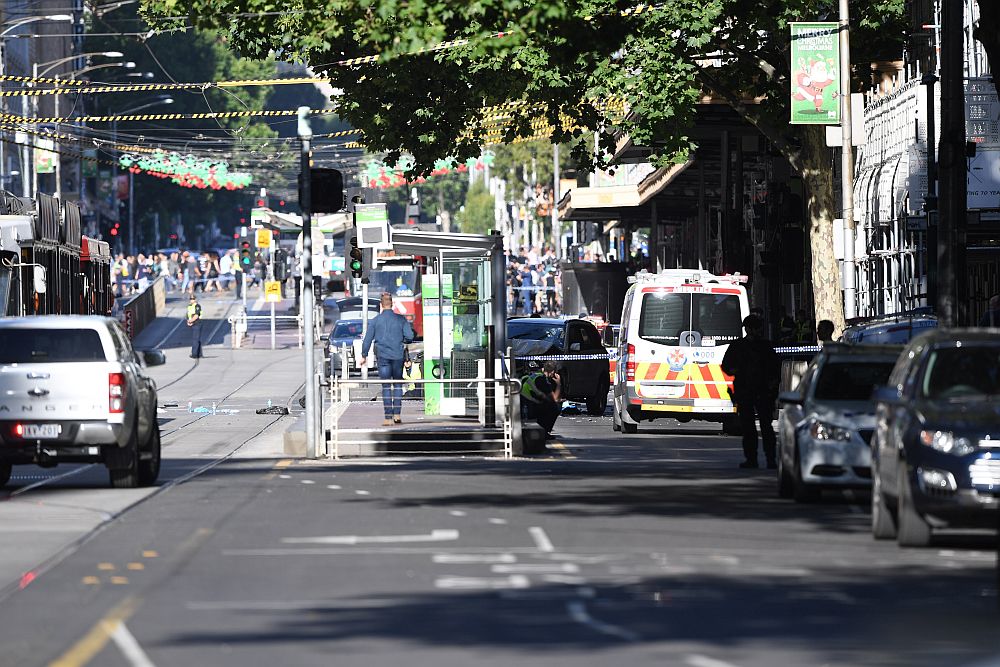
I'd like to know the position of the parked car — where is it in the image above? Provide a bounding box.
[842,310,937,344]
[777,344,902,502]
[870,329,1000,546]
[323,296,381,324]
[0,316,161,489]
[509,317,610,415]
[325,318,365,378]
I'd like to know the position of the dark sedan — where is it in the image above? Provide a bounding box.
[508,317,610,415]
[871,329,1000,546]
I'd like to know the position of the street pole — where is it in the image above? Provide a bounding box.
[923,74,939,309]
[298,106,318,458]
[839,0,857,321]
[552,143,560,259]
[937,0,967,327]
[128,169,135,256]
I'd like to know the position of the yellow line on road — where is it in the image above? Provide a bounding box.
[274,459,293,469]
[48,597,138,667]
[549,442,576,460]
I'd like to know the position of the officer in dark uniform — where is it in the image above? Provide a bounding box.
[521,361,562,436]
[187,294,203,358]
[721,314,779,469]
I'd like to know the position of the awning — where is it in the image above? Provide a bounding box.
[252,208,353,235]
[557,160,692,222]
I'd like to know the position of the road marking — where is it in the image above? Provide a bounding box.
[274,460,293,470]
[141,551,158,558]
[488,518,507,525]
[529,526,554,553]
[49,596,139,667]
[549,442,576,459]
[111,622,157,667]
[449,510,467,517]
[82,576,100,585]
[278,474,291,479]
[326,484,342,490]
[282,529,460,545]
[126,563,145,571]
[435,575,530,590]
[542,574,588,585]
[566,601,639,641]
[301,480,315,485]
[433,553,517,564]
[354,490,371,495]
[492,563,580,574]
[97,563,116,571]
[110,576,129,585]
[686,655,742,667]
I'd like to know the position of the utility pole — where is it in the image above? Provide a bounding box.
[552,144,560,259]
[937,0,967,327]
[839,0,857,321]
[298,106,318,458]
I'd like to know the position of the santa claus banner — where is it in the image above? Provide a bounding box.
[789,22,841,125]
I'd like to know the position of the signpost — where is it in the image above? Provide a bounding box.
[255,228,273,248]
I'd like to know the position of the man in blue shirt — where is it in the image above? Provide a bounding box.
[361,292,416,425]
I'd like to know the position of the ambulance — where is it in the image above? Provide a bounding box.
[612,269,750,433]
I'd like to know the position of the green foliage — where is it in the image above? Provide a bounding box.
[454,180,496,235]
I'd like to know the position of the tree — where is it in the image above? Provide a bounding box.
[142,0,906,326]
[454,181,496,235]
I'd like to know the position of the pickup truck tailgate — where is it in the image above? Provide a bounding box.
[0,362,113,421]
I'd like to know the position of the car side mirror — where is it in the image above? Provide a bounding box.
[872,385,902,405]
[569,342,582,352]
[320,334,330,342]
[139,349,166,367]
[777,391,803,405]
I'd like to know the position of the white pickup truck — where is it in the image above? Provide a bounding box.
[0,316,160,488]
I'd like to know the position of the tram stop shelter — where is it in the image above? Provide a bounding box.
[316,229,525,458]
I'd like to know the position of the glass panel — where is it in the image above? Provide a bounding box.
[0,329,107,363]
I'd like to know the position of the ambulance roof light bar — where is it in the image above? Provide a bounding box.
[627,269,748,285]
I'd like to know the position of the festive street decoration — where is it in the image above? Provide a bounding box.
[119,150,253,190]
[364,151,495,189]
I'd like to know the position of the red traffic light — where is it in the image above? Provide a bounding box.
[241,241,251,249]
[233,233,239,239]
[278,200,285,207]
[256,199,265,207]
[110,228,118,236]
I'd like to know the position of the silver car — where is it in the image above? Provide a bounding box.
[0,316,160,489]
[776,344,901,502]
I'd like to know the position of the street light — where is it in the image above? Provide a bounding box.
[31,51,123,199]
[0,14,74,196]
[112,96,174,256]
[74,61,135,78]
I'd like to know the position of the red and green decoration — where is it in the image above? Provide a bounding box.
[119,151,253,190]
[364,151,495,189]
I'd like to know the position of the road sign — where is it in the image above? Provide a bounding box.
[264,280,282,303]
[255,228,273,248]
[354,203,392,249]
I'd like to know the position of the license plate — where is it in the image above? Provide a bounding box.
[24,424,61,439]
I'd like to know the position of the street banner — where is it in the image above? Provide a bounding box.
[790,22,841,125]
[34,138,58,174]
[264,280,282,303]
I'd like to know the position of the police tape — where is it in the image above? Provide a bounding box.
[514,352,617,362]
[774,345,822,354]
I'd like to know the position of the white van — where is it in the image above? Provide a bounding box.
[612,269,750,433]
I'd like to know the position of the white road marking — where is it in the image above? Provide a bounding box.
[541,574,588,585]
[488,518,507,525]
[433,553,517,564]
[301,480,315,485]
[449,510,467,517]
[435,575,530,590]
[566,601,639,642]
[111,622,157,667]
[529,526,554,553]
[282,529,459,545]
[326,484,341,490]
[354,490,371,496]
[685,655,742,667]
[492,563,580,574]
[278,474,291,479]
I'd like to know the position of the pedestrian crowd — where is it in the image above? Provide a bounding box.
[110,249,269,299]
[506,244,562,316]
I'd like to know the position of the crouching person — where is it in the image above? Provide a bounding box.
[521,361,562,438]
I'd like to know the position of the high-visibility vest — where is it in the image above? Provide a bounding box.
[520,373,548,403]
[187,303,201,321]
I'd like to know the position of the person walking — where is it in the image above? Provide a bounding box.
[817,319,835,345]
[360,292,415,425]
[187,294,203,359]
[520,360,562,437]
[721,314,780,469]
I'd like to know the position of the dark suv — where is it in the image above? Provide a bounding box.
[871,329,1000,546]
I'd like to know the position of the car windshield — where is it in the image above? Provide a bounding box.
[638,292,743,345]
[333,321,364,338]
[507,322,564,345]
[0,328,106,363]
[813,359,897,401]
[921,345,1000,400]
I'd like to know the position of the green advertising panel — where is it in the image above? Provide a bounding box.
[790,22,841,125]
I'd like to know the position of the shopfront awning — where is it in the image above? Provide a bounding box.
[556,160,692,222]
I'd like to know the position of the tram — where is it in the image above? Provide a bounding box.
[0,192,112,318]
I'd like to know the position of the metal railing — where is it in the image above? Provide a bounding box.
[326,375,523,460]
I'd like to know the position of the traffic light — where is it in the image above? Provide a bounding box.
[348,235,370,283]
[273,248,288,281]
[239,241,254,270]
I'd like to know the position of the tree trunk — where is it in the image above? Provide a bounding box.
[797,125,846,334]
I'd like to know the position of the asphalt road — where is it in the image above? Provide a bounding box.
[0,303,998,666]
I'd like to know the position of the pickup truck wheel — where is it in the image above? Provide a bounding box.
[138,423,161,487]
[107,422,140,489]
[0,463,11,488]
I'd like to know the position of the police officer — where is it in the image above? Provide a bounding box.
[187,294,203,358]
[721,314,779,469]
[521,361,562,437]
